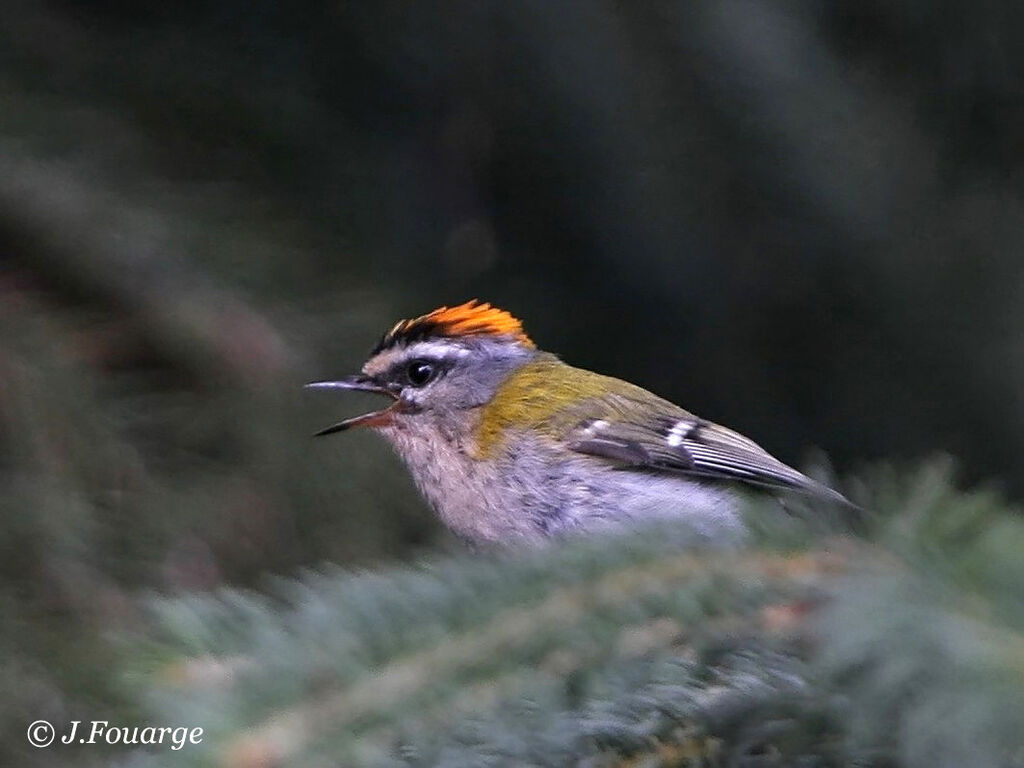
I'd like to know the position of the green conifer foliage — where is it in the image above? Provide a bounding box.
[124,465,1024,767]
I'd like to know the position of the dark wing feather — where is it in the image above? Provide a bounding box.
[565,400,844,502]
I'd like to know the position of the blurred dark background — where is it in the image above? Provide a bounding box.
[1,1,1022,761]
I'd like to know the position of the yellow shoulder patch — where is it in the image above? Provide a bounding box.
[473,356,638,458]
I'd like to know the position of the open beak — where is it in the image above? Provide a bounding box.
[304,376,400,436]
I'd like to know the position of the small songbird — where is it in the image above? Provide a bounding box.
[307,300,849,544]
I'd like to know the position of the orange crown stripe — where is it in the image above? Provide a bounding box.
[379,300,535,351]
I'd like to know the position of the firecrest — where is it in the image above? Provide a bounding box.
[307,300,849,544]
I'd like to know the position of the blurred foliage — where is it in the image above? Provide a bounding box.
[1,1,1022,766]
[116,464,1023,767]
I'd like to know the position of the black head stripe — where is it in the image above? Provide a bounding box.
[370,302,534,355]
[371,322,447,356]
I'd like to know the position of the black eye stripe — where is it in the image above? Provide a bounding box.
[386,357,448,388]
[407,360,434,386]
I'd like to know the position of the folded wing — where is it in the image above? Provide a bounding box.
[563,395,845,503]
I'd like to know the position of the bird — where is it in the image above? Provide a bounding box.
[306,300,850,545]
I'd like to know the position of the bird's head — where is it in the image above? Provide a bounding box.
[307,300,538,435]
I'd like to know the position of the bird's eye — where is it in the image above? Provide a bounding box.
[405,359,436,387]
